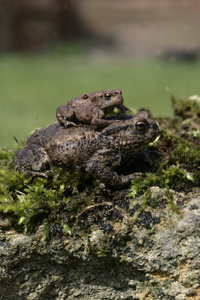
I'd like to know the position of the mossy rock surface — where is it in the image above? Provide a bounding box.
[1,95,200,299]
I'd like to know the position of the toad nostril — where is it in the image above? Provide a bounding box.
[152,122,158,130]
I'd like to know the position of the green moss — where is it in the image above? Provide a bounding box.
[0,145,94,235]
[129,143,197,200]
[172,141,200,165]
[1,94,200,239]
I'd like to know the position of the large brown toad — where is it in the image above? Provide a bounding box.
[14,111,159,188]
[56,89,129,127]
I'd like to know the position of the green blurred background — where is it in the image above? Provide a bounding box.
[1,0,200,147]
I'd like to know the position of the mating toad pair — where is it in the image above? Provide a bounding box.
[14,89,159,188]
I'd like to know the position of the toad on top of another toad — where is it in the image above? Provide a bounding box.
[56,89,129,128]
[14,111,159,188]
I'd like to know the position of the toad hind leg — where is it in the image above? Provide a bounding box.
[56,105,76,127]
[14,147,49,178]
[86,160,143,188]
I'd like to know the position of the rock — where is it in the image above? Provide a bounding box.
[0,188,200,299]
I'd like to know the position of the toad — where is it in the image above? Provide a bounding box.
[14,111,159,188]
[56,89,129,127]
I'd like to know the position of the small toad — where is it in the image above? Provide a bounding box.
[56,89,129,127]
[14,111,159,188]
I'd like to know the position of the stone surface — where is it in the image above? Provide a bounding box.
[1,188,200,299]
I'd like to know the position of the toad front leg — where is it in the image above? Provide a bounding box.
[85,160,142,188]
[91,113,114,127]
[91,104,131,127]
[117,104,131,116]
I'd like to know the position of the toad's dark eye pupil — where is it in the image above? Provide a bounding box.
[105,93,111,99]
[136,121,146,131]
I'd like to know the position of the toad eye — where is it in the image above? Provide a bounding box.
[135,120,148,132]
[105,93,111,100]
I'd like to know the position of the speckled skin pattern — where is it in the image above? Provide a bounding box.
[56,89,129,127]
[14,111,159,188]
